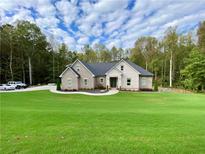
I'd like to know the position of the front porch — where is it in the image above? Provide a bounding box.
[106,76,122,89]
[106,67,122,89]
[110,77,118,88]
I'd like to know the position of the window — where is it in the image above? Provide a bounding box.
[76,65,80,71]
[68,79,72,87]
[141,79,146,86]
[84,79,88,86]
[127,78,131,86]
[100,78,104,83]
[121,65,124,71]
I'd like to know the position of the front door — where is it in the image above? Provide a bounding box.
[110,77,117,88]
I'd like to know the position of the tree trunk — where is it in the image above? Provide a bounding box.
[161,60,164,86]
[28,57,32,85]
[169,52,173,87]
[164,59,167,86]
[53,53,55,82]
[22,62,25,83]
[172,58,175,81]
[20,45,26,83]
[145,61,148,70]
[155,70,157,80]
[9,35,13,81]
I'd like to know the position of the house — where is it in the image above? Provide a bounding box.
[59,59,153,91]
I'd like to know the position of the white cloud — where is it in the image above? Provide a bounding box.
[0,0,18,11]
[105,10,129,34]
[36,0,56,17]
[77,36,89,45]
[106,39,122,49]
[90,23,103,37]
[55,0,79,27]
[35,17,59,29]
[91,39,100,48]
[1,0,205,50]
[118,0,205,49]
[0,8,34,25]
[76,0,130,36]
[94,0,129,13]
[0,0,35,11]
[79,1,93,14]
[64,36,76,49]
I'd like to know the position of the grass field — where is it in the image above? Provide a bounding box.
[1,91,205,154]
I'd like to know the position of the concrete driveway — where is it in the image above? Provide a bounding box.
[0,85,119,96]
[0,85,50,93]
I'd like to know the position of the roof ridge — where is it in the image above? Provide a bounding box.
[87,61,119,65]
[71,59,153,77]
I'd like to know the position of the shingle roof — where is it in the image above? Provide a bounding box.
[71,59,153,77]
[125,60,153,76]
[81,61,117,76]
[59,66,80,77]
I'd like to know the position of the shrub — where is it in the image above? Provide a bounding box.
[56,79,61,91]
[154,80,158,91]
[95,85,106,90]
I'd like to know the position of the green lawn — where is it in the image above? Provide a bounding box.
[1,91,205,154]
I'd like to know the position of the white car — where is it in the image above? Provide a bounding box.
[0,84,16,90]
[7,81,27,89]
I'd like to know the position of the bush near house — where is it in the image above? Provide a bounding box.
[56,79,61,91]
[154,80,159,91]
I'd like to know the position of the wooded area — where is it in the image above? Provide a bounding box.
[1,20,205,91]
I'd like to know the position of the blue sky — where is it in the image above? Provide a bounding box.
[0,0,205,50]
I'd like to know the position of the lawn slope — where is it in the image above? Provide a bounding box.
[1,91,205,154]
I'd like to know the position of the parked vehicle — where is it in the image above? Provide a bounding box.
[0,84,4,90]
[0,84,16,90]
[7,81,27,89]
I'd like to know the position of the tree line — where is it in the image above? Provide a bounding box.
[0,20,205,91]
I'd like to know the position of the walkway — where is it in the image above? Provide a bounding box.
[0,85,119,96]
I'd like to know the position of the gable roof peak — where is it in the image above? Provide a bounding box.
[66,59,153,77]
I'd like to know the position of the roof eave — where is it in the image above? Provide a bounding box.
[59,67,79,78]
[139,74,154,77]
[71,59,96,77]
